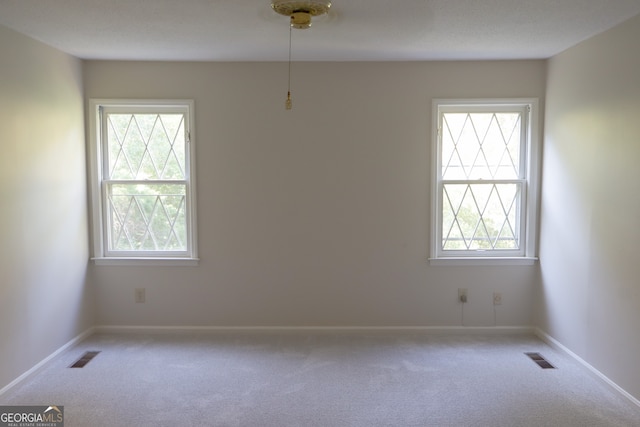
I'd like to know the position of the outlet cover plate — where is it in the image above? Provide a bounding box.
[493,292,502,305]
[458,288,468,303]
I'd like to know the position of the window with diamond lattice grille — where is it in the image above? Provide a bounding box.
[89,100,197,262]
[432,100,539,260]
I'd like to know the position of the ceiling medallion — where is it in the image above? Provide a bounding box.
[271,1,332,29]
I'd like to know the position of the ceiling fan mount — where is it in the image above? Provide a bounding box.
[271,1,332,29]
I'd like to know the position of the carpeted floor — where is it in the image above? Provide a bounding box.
[1,332,639,426]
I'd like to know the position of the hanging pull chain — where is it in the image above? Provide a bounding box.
[285,19,293,110]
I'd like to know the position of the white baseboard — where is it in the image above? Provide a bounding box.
[534,327,640,409]
[95,324,535,335]
[0,327,95,397]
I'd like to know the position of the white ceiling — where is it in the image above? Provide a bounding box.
[1,0,639,61]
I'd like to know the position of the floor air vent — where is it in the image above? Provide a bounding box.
[525,352,555,369]
[69,351,101,368]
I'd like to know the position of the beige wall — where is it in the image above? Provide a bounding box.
[84,60,545,327]
[537,14,640,400]
[0,25,93,390]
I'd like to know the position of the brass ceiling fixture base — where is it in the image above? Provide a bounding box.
[271,1,331,29]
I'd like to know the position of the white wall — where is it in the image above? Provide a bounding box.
[85,60,545,327]
[537,14,640,400]
[0,25,93,390]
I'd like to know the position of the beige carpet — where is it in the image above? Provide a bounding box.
[1,332,639,426]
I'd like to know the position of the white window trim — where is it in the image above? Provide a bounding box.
[88,99,199,266]
[429,98,540,266]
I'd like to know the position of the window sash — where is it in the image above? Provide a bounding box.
[439,180,526,256]
[102,181,191,256]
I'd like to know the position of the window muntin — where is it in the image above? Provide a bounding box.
[89,100,197,262]
[432,100,537,261]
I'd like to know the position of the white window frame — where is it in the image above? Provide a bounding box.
[430,98,539,266]
[88,99,198,266]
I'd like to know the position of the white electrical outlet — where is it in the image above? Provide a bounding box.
[493,292,502,305]
[458,288,468,303]
[135,288,145,303]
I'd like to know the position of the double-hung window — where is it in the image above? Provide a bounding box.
[431,99,539,264]
[88,99,198,264]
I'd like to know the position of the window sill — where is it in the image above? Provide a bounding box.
[91,257,199,266]
[428,257,538,266]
